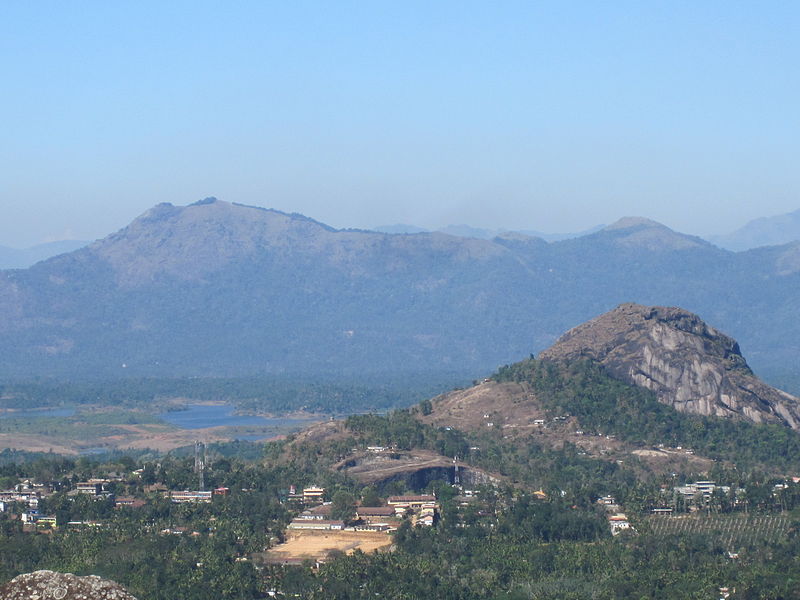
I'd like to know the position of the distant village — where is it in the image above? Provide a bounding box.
[0,470,440,541]
[3,463,799,544]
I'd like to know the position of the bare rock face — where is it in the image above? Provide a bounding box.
[0,570,137,600]
[539,303,800,429]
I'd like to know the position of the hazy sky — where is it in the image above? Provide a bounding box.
[2,1,799,247]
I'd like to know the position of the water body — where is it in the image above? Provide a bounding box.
[79,447,110,456]
[159,403,313,431]
[0,407,75,420]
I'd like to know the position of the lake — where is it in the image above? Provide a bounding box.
[0,407,75,420]
[158,403,314,431]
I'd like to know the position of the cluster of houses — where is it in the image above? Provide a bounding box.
[2,480,52,528]
[597,495,633,536]
[1,474,240,530]
[0,480,49,509]
[286,489,439,532]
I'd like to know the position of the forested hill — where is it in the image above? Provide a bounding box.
[0,199,798,388]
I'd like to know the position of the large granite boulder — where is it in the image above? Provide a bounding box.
[0,570,137,600]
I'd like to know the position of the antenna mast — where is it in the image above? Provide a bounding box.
[194,441,206,491]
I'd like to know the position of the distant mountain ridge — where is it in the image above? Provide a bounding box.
[0,198,798,386]
[708,208,800,251]
[0,240,88,269]
[372,223,605,241]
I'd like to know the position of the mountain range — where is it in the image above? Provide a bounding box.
[0,198,798,390]
[0,240,88,270]
[376,207,800,250]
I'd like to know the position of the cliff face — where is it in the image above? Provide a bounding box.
[539,303,800,429]
[0,570,137,600]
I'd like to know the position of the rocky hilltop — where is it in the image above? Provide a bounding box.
[539,303,800,429]
[0,570,137,600]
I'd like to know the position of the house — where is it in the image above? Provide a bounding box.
[418,514,435,526]
[213,487,230,496]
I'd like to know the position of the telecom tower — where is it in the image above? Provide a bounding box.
[194,441,206,491]
[453,456,460,487]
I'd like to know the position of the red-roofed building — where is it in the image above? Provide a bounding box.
[356,506,395,519]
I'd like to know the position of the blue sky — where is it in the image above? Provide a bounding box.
[1,1,798,246]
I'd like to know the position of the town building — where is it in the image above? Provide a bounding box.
[355,506,395,519]
[114,497,146,509]
[387,495,437,514]
[302,486,325,503]
[166,490,212,503]
[75,479,110,496]
[287,519,344,531]
[297,504,333,520]
[608,513,631,536]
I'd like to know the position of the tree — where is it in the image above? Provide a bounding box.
[330,490,356,522]
[361,486,381,507]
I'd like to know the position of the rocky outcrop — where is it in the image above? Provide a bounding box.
[0,570,137,600]
[539,303,800,429]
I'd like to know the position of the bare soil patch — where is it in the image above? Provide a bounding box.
[266,530,392,563]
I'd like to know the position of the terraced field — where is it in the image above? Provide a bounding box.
[646,513,792,548]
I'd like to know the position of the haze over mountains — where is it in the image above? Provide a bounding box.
[708,208,800,251]
[0,198,798,390]
[373,223,606,242]
[0,240,88,270]
[375,207,800,250]
[4,206,798,268]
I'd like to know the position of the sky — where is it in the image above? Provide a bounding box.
[1,1,799,247]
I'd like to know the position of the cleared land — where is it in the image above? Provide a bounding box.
[265,530,393,563]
